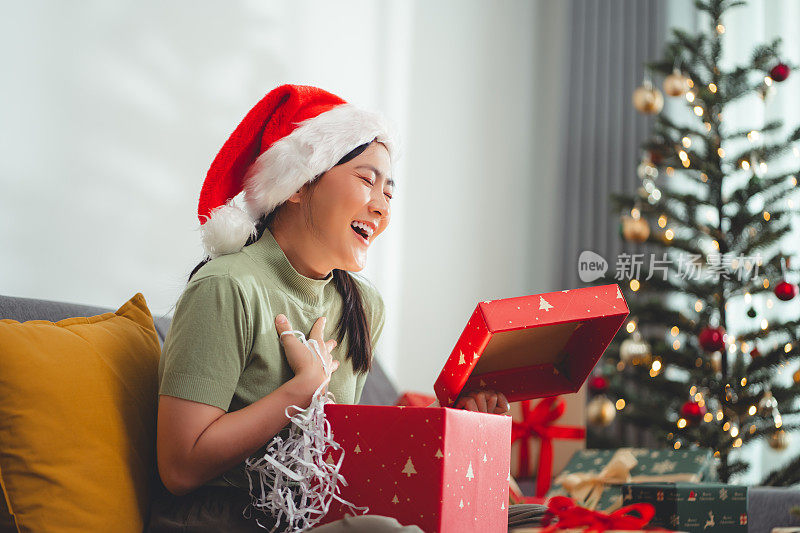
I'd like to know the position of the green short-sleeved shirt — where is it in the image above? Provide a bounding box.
[158,227,385,489]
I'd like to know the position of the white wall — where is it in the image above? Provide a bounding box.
[0,1,568,395]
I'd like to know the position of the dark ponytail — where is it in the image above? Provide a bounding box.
[187,140,378,375]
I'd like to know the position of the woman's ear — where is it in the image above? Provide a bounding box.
[287,183,308,204]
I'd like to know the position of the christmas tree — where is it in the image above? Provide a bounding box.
[587,0,800,485]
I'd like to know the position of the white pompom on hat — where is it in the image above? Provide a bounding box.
[197,84,400,259]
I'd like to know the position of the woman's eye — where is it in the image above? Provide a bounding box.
[385,192,393,200]
[359,176,374,186]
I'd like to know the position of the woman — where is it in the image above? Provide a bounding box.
[149,84,510,532]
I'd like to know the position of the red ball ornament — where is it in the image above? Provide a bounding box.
[750,347,762,358]
[774,280,799,301]
[698,326,726,352]
[680,400,706,423]
[770,63,791,82]
[589,375,609,393]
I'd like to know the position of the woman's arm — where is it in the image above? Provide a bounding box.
[157,374,318,496]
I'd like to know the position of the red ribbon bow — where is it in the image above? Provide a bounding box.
[540,495,656,532]
[511,396,586,497]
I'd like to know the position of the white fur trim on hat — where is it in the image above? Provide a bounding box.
[199,200,258,259]
[241,103,400,221]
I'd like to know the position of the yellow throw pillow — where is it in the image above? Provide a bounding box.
[0,293,161,533]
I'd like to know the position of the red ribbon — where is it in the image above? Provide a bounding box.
[540,495,657,532]
[511,396,586,497]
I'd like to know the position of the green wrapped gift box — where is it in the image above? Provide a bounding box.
[545,447,715,512]
[621,482,748,532]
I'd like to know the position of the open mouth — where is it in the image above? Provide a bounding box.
[350,223,371,245]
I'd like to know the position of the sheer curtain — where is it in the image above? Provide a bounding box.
[665,0,800,484]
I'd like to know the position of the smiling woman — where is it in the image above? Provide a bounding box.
[150,84,426,532]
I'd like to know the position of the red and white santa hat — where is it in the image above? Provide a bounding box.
[197,83,400,258]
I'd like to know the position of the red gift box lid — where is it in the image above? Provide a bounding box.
[433,284,629,407]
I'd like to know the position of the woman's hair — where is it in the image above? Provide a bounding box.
[187,140,378,375]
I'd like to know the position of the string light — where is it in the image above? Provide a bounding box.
[763,278,770,289]
[626,320,637,333]
[717,147,725,157]
[630,279,640,291]
[761,318,769,330]
[744,292,751,304]
[708,83,717,93]
[763,211,771,221]
[741,377,747,386]
[674,441,682,449]
[747,130,760,142]
[682,137,692,148]
[665,229,674,240]
[695,300,703,312]
[764,76,773,86]
[677,418,687,429]
[694,106,704,116]
[671,326,680,336]
[616,399,626,410]
[733,438,742,448]
[748,405,757,416]
[741,160,751,170]
[716,410,724,421]
[658,215,668,228]
[652,360,662,372]
[785,343,793,353]
[703,412,713,423]
[716,24,725,34]
[673,339,681,350]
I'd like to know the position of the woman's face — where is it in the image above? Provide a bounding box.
[301,141,393,273]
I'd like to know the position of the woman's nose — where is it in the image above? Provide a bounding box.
[368,192,389,216]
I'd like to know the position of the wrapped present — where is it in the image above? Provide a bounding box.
[316,285,627,532]
[434,284,629,407]
[547,448,715,512]
[747,487,800,533]
[510,395,586,496]
[621,482,747,532]
[319,405,511,533]
[394,391,437,407]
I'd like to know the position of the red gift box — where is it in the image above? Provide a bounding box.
[434,284,629,407]
[394,391,438,407]
[315,284,627,532]
[319,405,512,533]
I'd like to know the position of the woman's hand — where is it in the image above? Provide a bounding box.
[454,389,510,415]
[275,314,339,393]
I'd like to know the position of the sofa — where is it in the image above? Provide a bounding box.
[0,292,400,532]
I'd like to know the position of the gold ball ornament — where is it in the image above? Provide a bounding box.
[621,215,651,243]
[663,69,691,97]
[793,369,800,384]
[708,352,722,373]
[587,395,616,427]
[620,331,652,365]
[633,81,664,114]
[769,429,789,450]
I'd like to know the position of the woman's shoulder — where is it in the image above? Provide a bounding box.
[190,251,260,286]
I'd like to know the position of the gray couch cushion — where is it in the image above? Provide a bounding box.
[0,293,398,406]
